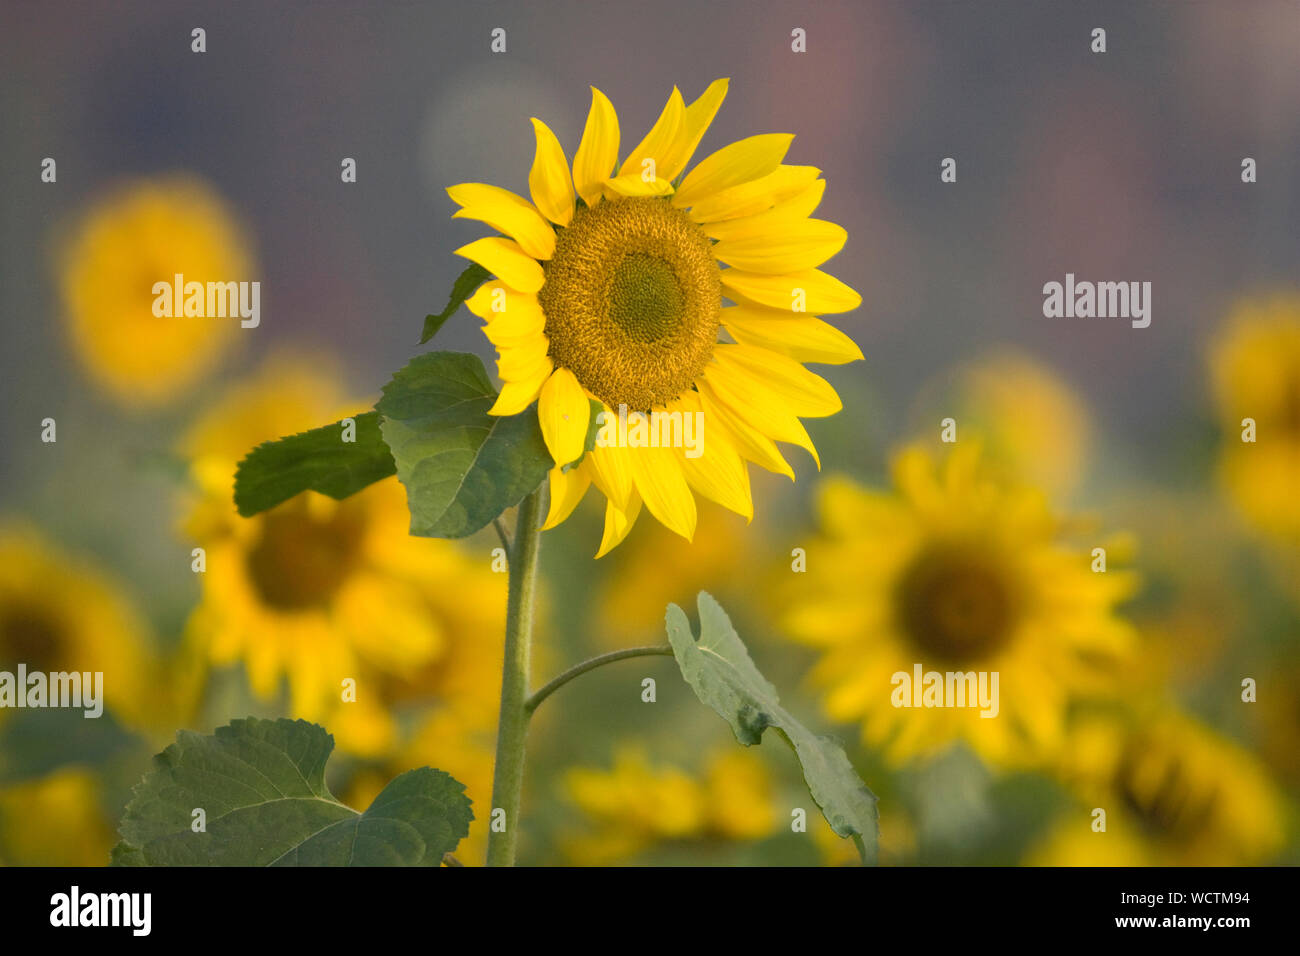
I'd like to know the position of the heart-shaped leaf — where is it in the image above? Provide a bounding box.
[112,717,472,866]
[666,592,879,864]
[377,351,552,538]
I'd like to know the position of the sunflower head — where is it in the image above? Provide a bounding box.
[449,79,863,556]
[781,442,1138,769]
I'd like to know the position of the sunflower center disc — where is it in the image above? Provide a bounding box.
[895,544,1018,665]
[246,502,364,610]
[538,197,721,412]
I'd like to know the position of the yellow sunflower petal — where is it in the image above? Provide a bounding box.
[544,463,592,530]
[619,87,685,180]
[703,360,824,469]
[595,489,642,558]
[528,117,575,226]
[711,344,842,416]
[572,87,620,207]
[721,305,863,365]
[447,180,553,257]
[688,165,823,223]
[586,440,634,510]
[672,133,795,208]
[704,179,826,240]
[674,392,753,520]
[698,382,795,479]
[659,77,729,181]
[538,367,592,468]
[466,281,539,320]
[627,438,697,540]
[488,360,552,416]
[721,268,862,314]
[483,304,546,346]
[713,218,847,273]
[454,237,545,293]
[602,173,675,198]
[496,338,551,381]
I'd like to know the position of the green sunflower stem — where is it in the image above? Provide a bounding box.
[486,484,547,867]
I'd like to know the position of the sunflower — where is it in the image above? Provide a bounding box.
[0,524,162,732]
[58,175,252,407]
[448,79,862,555]
[560,744,776,865]
[1209,294,1300,543]
[179,356,506,757]
[1030,709,1286,866]
[780,442,1137,769]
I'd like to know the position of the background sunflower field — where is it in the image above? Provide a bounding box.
[1,0,1297,867]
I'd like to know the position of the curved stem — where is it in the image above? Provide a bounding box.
[525,645,674,715]
[485,486,546,867]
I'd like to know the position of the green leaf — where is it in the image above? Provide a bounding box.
[420,262,491,344]
[233,411,396,517]
[665,592,879,864]
[113,717,472,866]
[377,351,552,538]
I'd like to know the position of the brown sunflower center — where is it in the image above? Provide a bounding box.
[245,500,365,610]
[895,543,1019,665]
[0,603,65,669]
[538,197,721,412]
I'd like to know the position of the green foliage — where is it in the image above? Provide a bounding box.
[378,351,551,538]
[420,262,490,344]
[113,718,472,866]
[233,411,395,517]
[666,592,879,864]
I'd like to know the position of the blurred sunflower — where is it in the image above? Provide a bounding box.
[1031,710,1285,866]
[912,349,1094,497]
[780,442,1137,769]
[58,175,252,407]
[0,767,115,866]
[1209,294,1300,542]
[179,356,506,757]
[448,78,863,556]
[560,744,776,864]
[0,524,163,731]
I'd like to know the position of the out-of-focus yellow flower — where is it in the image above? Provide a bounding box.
[1209,295,1300,542]
[58,175,252,407]
[1033,709,1286,866]
[0,768,115,866]
[1256,663,1300,790]
[178,356,506,757]
[914,349,1094,497]
[595,502,749,647]
[561,744,776,864]
[781,443,1137,770]
[0,525,163,731]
